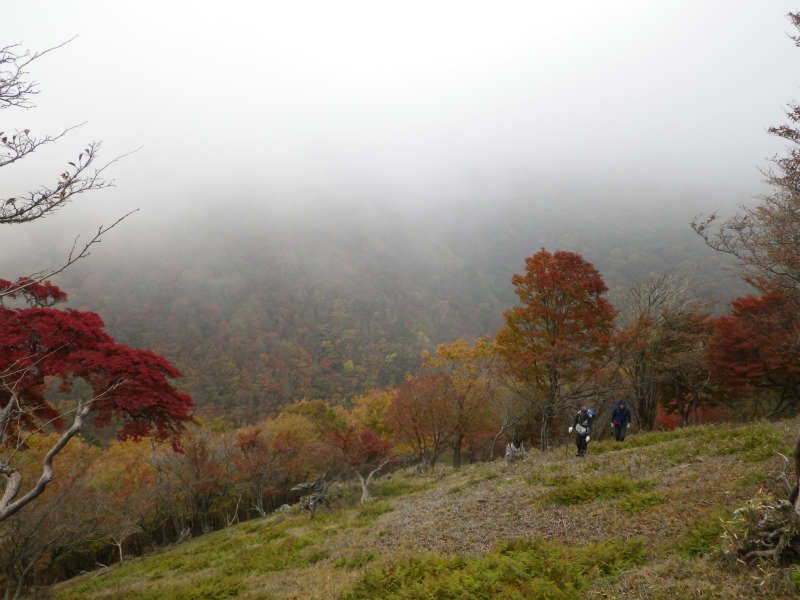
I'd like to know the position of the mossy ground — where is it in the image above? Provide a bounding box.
[51,419,800,599]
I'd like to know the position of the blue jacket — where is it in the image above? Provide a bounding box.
[611,401,631,427]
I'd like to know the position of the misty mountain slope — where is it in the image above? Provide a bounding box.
[51,419,800,599]
[48,196,746,422]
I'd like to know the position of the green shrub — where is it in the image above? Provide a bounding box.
[542,475,655,506]
[616,491,667,514]
[342,537,647,599]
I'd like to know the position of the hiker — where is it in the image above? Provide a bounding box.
[610,399,632,442]
[568,407,594,457]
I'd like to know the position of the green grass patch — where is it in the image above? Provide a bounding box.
[55,521,320,600]
[674,513,726,557]
[704,425,781,457]
[465,472,500,486]
[342,537,647,600]
[541,475,655,506]
[616,491,667,514]
[353,501,394,525]
[218,535,316,576]
[591,429,701,455]
[740,446,778,462]
[335,552,377,570]
[371,480,415,498]
[737,471,768,487]
[530,474,576,487]
[58,573,247,600]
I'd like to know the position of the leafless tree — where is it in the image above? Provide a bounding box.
[1,40,133,298]
[616,271,710,429]
[693,13,800,303]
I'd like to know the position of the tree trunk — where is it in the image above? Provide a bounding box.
[539,417,549,451]
[356,458,392,503]
[793,431,800,518]
[489,424,509,461]
[636,385,658,430]
[356,472,372,503]
[426,447,441,471]
[255,487,265,517]
[452,434,463,469]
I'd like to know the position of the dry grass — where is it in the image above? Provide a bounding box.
[51,419,800,599]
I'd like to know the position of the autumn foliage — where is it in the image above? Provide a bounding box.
[707,285,800,416]
[0,280,193,446]
[0,279,194,523]
[496,249,616,448]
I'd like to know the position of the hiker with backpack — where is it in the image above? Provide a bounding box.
[568,407,594,457]
[610,400,632,442]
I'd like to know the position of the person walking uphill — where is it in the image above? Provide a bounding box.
[569,407,594,457]
[611,400,632,442]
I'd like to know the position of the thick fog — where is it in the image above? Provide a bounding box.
[2,1,799,272]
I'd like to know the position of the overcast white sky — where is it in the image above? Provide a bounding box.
[2,1,799,237]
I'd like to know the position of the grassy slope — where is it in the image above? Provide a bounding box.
[51,420,800,600]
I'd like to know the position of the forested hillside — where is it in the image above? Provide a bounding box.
[50,194,746,423]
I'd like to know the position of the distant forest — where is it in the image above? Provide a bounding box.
[51,195,748,424]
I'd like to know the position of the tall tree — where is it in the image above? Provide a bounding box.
[385,374,454,470]
[655,310,716,426]
[496,249,616,450]
[421,338,495,468]
[615,272,706,429]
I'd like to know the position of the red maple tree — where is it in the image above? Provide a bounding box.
[0,279,193,521]
[706,283,800,417]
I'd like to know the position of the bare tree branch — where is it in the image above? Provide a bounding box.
[0,209,138,301]
[0,38,75,110]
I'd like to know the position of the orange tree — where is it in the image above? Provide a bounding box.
[385,373,454,470]
[421,338,495,468]
[496,249,616,450]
